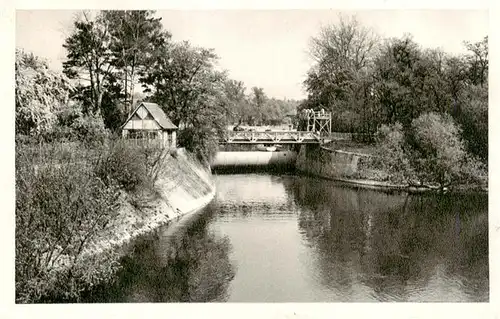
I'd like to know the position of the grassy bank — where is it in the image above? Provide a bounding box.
[15,139,214,303]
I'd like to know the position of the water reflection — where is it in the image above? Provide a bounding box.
[290,177,488,302]
[85,173,488,302]
[84,204,235,302]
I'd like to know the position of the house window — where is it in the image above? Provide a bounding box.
[127,130,158,139]
[147,131,159,139]
[128,130,141,139]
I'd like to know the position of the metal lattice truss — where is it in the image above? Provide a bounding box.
[222,131,322,144]
[305,111,332,136]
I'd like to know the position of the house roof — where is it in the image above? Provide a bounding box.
[123,102,178,130]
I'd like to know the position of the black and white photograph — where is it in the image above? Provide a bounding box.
[3,3,497,317]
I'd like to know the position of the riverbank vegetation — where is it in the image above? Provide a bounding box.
[15,137,173,302]
[15,10,488,302]
[303,15,488,190]
[15,10,245,302]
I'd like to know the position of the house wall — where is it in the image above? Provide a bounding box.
[122,114,177,149]
[171,131,176,147]
[162,131,169,147]
[123,119,161,130]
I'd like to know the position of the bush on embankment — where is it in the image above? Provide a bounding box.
[365,112,487,191]
[178,127,219,165]
[15,139,168,303]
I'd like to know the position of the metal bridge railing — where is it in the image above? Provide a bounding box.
[222,130,321,143]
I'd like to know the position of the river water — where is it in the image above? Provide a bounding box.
[85,173,489,302]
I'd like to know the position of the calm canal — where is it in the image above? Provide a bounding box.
[85,173,489,302]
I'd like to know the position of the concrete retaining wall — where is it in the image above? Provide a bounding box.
[295,145,369,179]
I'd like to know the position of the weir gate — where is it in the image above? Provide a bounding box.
[219,110,356,145]
[213,109,351,168]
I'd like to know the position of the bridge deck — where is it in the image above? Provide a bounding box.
[221,130,353,144]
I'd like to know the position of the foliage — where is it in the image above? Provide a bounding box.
[372,113,486,189]
[15,49,73,137]
[140,41,225,125]
[372,36,429,127]
[15,138,172,302]
[94,139,168,193]
[463,36,488,86]
[223,79,250,124]
[69,112,110,144]
[15,142,121,303]
[140,40,232,160]
[304,15,379,133]
[455,83,488,163]
[178,127,219,163]
[224,82,300,126]
[42,102,110,144]
[102,10,170,113]
[409,112,485,189]
[63,11,115,114]
[371,122,414,184]
[303,15,488,170]
[63,11,170,130]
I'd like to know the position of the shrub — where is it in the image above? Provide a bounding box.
[371,112,487,190]
[178,127,219,164]
[456,84,488,163]
[94,140,149,192]
[25,102,111,145]
[371,122,415,184]
[16,137,173,302]
[15,49,72,137]
[409,112,477,188]
[15,143,121,302]
[94,139,169,194]
[70,113,110,144]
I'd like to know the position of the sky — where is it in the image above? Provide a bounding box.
[15,10,488,100]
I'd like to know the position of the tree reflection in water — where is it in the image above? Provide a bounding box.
[83,203,235,302]
[289,177,488,302]
[83,174,488,302]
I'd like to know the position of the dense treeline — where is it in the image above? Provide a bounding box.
[16,10,297,161]
[303,15,488,189]
[223,82,299,127]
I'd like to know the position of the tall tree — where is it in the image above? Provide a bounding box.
[63,11,115,115]
[140,41,227,128]
[251,87,267,108]
[372,35,427,127]
[443,55,467,114]
[304,15,379,132]
[222,79,248,124]
[463,36,488,86]
[103,10,170,114]
[458,83,488,163]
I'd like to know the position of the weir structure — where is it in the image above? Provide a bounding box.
[215,109,340,168]
[220,109,340,145]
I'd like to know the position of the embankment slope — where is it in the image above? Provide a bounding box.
[82,148,216,259]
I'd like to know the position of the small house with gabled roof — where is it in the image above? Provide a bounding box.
[121,102,178,148]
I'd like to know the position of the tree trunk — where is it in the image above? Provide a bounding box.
[124,64,128,113]
[129,59,136,112]
[88,65,96,113]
